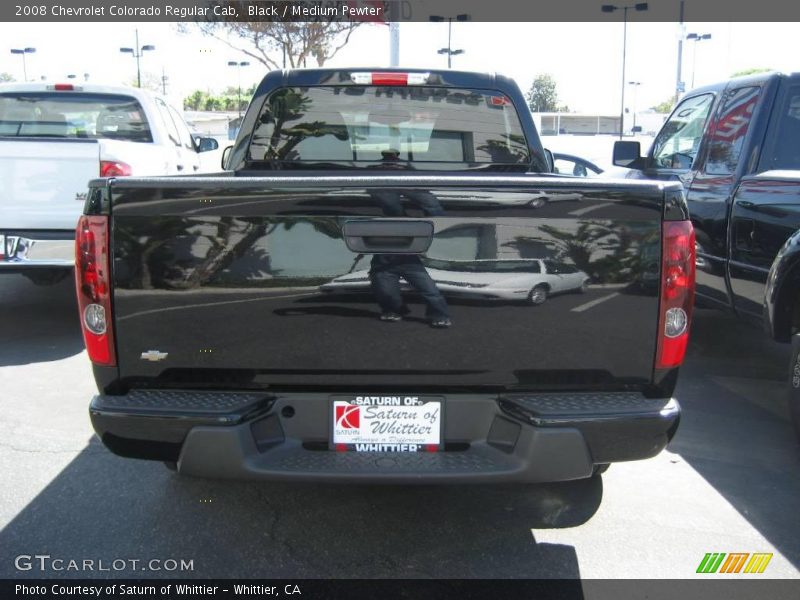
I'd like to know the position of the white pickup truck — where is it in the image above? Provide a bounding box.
[0,82,220,284]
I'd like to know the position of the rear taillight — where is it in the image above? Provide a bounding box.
[100,160,132,177]
[47,83,81,91]
[489,95,512,106]
[656,220,696,369]
[350,72,430,86]
[75,215,116,366]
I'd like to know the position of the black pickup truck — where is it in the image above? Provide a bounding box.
[77,68,694,483]
[612,71,800,437]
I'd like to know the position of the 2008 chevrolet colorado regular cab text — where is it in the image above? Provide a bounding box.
[77,68,694,483]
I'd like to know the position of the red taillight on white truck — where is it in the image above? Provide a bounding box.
[656,220,696,368]
[75,215,116,366]
[46,83,81,91]
[100,160,132,177]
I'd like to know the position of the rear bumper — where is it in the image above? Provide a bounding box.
[90,391,680,483]
[0,230,75,269]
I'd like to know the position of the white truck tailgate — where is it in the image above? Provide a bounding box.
[0,138,99,230]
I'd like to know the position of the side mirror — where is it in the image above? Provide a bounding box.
[543,148,555,172]
[613,141,642,168]
[221,146,232,170]
[196,137,219,153]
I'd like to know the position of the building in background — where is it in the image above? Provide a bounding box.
[183,110,239,138]
[533,110,667,136]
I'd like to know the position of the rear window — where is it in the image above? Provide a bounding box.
[248,86,530,168]
[761,85,800,170]
[0,92,152,142]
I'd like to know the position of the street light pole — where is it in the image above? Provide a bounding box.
[10,47,36,82]
[389,22,400,67]
[602,3,648,139]
[687,32,712,89]
[227,61,250,118]
[446,18,453,68]
[430,14,470,68]
[628,81,641,131]
[134,29,141,88]
[119,28,155,88]
[674,0,685,103]
[621,7,628,138]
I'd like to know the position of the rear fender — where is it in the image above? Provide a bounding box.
[764,229,800,342]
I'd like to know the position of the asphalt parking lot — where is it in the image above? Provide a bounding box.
[0,273,798,579]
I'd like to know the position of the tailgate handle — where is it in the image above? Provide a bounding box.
[342,220,434,254]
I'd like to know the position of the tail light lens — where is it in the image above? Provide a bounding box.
[75,215,116,366]
[100,160,132,177]
[489,95,512,106]
[656,220,696,368]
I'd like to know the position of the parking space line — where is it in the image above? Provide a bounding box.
[571,292,620,313]
[117,292,316,321]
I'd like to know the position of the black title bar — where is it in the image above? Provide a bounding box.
[3,0,800,22]
[4,579,800,600]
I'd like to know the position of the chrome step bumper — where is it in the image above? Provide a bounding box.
[90,390,680,483]
[0,232,75,268]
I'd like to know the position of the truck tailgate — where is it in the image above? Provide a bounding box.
[1,138,99,229]
[109,175,665,391]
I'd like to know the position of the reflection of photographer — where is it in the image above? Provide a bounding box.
[371,254,451,327]
[367,189,451,328]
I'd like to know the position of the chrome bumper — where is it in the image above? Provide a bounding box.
[0,233,74,268]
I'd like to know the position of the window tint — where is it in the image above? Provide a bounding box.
[0,92,152,142]
[705,86,760,175]
[762,85,800,170]
[248,86,530,168]
[652,93,714,169]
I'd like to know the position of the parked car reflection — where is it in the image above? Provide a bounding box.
[321,258,590,305]
[552,153,604,177]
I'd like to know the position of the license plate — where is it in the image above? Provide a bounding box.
[330,395,444,452]
[0,234,5,260]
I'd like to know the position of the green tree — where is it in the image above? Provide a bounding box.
[0,72,15,82]
[731,67,773,77]
[184,83,261,112]
[203,96,222,111]
[526,74,560,113]
[184,90,206,111]
[652,98,675,114]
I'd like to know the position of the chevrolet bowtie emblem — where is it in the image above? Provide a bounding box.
[140,350,168,362]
